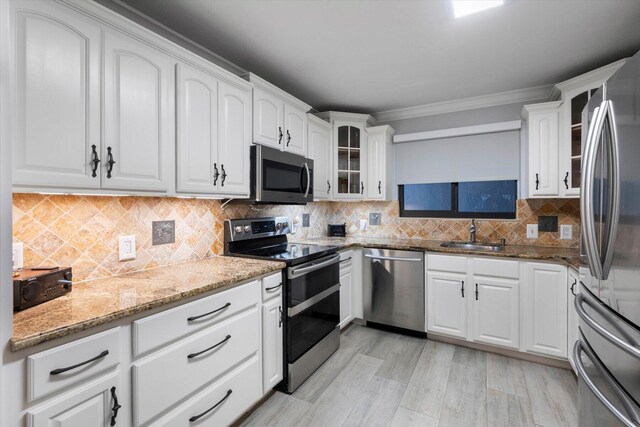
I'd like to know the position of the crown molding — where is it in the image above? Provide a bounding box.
[554,58,627,94]
[374,85,555,123]
[393,120,522,144]
[245,73,312,112]
[314,111,378,127]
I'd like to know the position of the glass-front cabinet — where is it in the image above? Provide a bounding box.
[336,123,364,197]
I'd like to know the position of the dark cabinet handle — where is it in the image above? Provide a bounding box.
[213,163,219,185]
[110,386,122,426]
[535,173,540,190]
[220,164,227,186]
[461,280,465,298]
[378,180,382,194]
[187,335,231,359]
[475,283,479,300]
[265,283,282,291]
[286,130,291,146]
[106,147,116,179]
[50,350,109,375]
[327,180,331,193]
[189,389,232,423]
[91,144,101,178]
[564,172,569,189]
[279,306,283,327]
[571,278,577,296]
[278,127,283,144]
[361,182,364,194]
[187,302,230,322]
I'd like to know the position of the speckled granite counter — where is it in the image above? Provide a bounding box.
[11,256,285,352]
[293,236,581,269]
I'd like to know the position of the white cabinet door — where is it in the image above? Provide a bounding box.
[567,269,580,372]
[13,1,101,189]
[523,262,568,358]
[217,81,251,196]
[366,130,385,200]
[103,30,171,192]
[253,88,283,149]
[339,264,353,329]
[262,297,283,393]
[28,375,120,427]
[426,271,467,339]
[527,105,560,197]
[472,277,519,349]
[308,118,332,200]
[176,62,218,194]
[284,104,307,156]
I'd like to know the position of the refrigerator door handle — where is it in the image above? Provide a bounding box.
[601,101,621,281]
[573,336,640,427]
[581,102,606,280]
[575,291,640,359]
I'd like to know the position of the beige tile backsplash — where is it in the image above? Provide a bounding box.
[12,194,579,282]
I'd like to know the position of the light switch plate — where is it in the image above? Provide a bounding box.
[302,213,310,228]
[119,235,136,261]
[12,242,24,270]
[560,224,573,240]
[359,219,367,231]
[527,224,539,239]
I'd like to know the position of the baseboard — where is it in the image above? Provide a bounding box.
[231,389,276,427]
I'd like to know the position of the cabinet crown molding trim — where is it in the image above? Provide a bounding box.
[307,113,333,129]
[314,111,377,127]
[554,58,627,94]
[521,100,563,119]
[367,124,396,136]
[245,73,311,112]
[373,85,554,122]
[393,120,521,144]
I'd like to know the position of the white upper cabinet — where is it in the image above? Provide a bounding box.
[248,74,310,156]
[103,30,172,192]
[366,125,394,201]
[523,101,562,198]
[307,115,332,200]
[217,81,252,196]
[12,0,101,189]
[176,62,218,194]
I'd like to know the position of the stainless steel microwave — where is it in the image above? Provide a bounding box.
[250,145,314,204]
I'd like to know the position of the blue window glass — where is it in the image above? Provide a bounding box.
[402,183,452,211]
[458,180,517,214]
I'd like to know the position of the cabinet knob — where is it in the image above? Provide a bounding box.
[535,173,540,190]
[564,172,569,190]
[90,145,101,178]
[286,130,291,146]
[213,163,219,185]
[220,164,227,186]
[361,182,364,194]
[106,147,116,179]
[327,180,331,193]
[278,127,283,144]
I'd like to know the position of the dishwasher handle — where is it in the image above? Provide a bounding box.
[364,254,422,263]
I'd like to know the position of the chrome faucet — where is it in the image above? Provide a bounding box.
[469,219,476,243]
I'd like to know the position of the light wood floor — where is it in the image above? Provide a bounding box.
[241,324,578,427]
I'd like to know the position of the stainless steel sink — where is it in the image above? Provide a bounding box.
[440,241,505,252]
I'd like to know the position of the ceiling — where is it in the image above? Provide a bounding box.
[115,0,640,115]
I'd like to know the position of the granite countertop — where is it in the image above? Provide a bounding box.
[11,256,285,352]
[293,236,581,269]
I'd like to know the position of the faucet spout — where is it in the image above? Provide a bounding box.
[469,219,476,243]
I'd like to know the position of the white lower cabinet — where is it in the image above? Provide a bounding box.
[339,250,354,329]
[567,268,580,372]
[427,271,467,339]
[262,286,283,393]
[472,276,519,349]
[27,374,121,427]
[523,262,568,358]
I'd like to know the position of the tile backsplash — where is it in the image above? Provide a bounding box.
[12,194,579,282]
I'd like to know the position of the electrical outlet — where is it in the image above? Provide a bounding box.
[527,224,539,239]
[560,224,573,240]
[119,235,136,261]
[12,242,24,270]
[369,213,381,226]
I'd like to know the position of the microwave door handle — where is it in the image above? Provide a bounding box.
[581,102,607,280]
[303,162,310,198]
[601,101,620,281]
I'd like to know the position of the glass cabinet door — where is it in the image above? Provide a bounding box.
[337,125,362,195]
[570,88,599,191]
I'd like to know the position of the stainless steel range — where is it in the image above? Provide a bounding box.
[224,216,340,393]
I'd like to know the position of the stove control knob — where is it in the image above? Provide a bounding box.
[244,225,251,233]
[283,222,289,229]
[234,226,243,234]
[276,223,282,230]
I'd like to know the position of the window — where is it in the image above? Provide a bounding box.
[399,180,517,219]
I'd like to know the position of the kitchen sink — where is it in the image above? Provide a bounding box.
[440,241,505,252]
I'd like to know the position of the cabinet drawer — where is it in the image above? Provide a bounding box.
[27,327,121,402]
[340,250,354,262]
[133,280,259,356]
[427,254,467,273]
[153,355,261,427]
[472,257,519,279]
[261,272,283,302]
[133,308,260,426]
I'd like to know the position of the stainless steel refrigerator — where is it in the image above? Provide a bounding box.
[577,50,640,427]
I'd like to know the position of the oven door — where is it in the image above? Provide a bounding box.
[252,145,313,204]
[286,253,340,363]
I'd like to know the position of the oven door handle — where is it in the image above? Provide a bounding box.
[573,334,640,426]
[288,284,340,317]
[364,254,423,262]
[288,254,340,279]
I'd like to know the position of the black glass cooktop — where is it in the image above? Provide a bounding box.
[236,243,338,266]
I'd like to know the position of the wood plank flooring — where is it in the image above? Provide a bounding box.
[240,325,578,427]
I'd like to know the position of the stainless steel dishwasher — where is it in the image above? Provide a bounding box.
[363,248,425,332]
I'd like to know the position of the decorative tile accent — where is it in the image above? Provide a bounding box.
[11,194,579,282]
